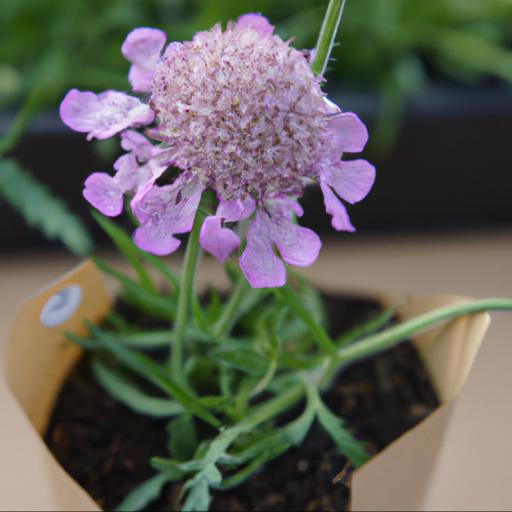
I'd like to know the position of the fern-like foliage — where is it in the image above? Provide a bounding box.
[0,158,93,255]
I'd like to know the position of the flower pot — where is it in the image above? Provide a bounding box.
[0,261,490,511]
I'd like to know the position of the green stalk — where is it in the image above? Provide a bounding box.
[311,0,347,77]
[170,206,204,377]
[238,384,304,431]
[338,298,512,364]
[212,275,248,340]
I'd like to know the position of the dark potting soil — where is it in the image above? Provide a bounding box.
[45,295,439,511]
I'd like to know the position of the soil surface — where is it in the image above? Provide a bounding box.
[45,296,439,511]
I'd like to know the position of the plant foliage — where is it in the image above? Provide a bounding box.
[0,158,92,255]
[65,217,410,511]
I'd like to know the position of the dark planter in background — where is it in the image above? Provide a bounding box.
[2,83,512,252]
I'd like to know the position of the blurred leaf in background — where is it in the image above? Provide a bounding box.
[1,0,511,251]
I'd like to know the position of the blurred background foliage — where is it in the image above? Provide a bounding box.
[1,0,512,254]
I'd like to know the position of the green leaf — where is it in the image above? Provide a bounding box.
[217,388,317,490]
[91,357,184,418]
[139,251,179,291]
[0,158,93,255]
[274,286,337,357]
[86,323,221,428]
[182,475,211,512]
[216,453,269,490]
[279,352,324,370]
[92,211,155,293]
[151,456,201,475]
[168,414,198,461]
[93,258,176,321]
[180,430,238,510]
[294,275,327,328]
[192,295,212,335]
[117,330,173,349]
[105,311,132,332]
[157,428,242,510]
[213,348,268,375]
[250,336,280,398]
[64,332,99,350]
[206,289,222,323]
[119,328,211,349]
[310,388,369,468]
[337,304,398,348]
[227,393,316,466]
[115,473,169,512]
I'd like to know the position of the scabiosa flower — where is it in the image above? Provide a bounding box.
[60,13,375,288]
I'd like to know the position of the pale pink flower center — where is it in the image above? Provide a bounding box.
[151,24,329,201]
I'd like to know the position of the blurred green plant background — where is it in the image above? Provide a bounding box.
[1,0,512,254]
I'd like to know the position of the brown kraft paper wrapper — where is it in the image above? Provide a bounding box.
[0,262,490,511]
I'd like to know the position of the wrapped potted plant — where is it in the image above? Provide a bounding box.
[2,1,511,510]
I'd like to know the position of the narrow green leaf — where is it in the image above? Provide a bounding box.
[0,158,93,255]
[179,430,238,510]
[213,348,268,375]
[311,389,369,468]
[139,251,179,291]
[295,276,327,328]
[182,475,211,512]
[227,393,316,466]
[336,304,398,348]
[91,357,184,418]
[118,330,173,349]
[279,352,324,370]
[168,415,198,461]
[274,286,337,356]
[64,332,99,350]
[192,295,212,334]
[115,473,169,512]
[105,311,132,332]
[86,323,221,428]
[94,258,176,320]
[217,453,269,490]
[206,289,222,323]
[92,211,156,293]
[119,327,211,349]
[151,456,201,475]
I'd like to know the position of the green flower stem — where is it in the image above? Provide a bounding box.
[238,383,304,431]
[311,0,347,77]
[212,275,249,340]
[170,206,205,377]
[337,298,512,364]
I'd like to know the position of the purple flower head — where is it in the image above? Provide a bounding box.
[61,13,375,288]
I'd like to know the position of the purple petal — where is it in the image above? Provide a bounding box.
[60,89,154,140]
[240,200,321,288]
[122,28,167,93]
[320,181,355,232]
[326,159,376,204]
[129,160,166,211]
[240,211,286,288]
[133,224,182,256]
[268,202,321,267]
[113,153,139,192]
[236,14,274,36]
[120,129,153,156]
[200,216,241,262]
[327,112,368,160]
[200,197,255,261]
[217,197,256,222]
[115,132,168,210]
[83,172,124,217]
[133,176,203,255]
